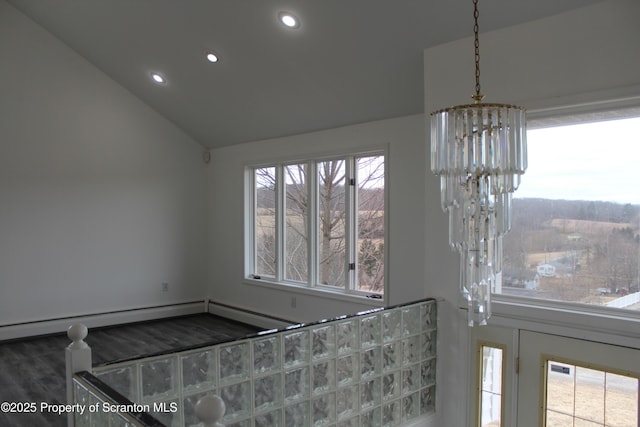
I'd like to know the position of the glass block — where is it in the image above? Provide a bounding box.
[254,373,282,413]
[421,358,436,386]
[382,342,399,372]
[312,359,336,395]
[312,392,336,426]
[184,391,212,427]
[108,411,129,426]
[86,392,102,427]
[181,349,216,392]
[94,365,138,401]
[73,410,90,427]
[361,406,382,427]
[337,354,359,386]
[284,330,310,368]
[336,320,358,355]
[382,400,401,427]
[312,325,336,360]
[402,364,420,394]
[285,367,309,403]
[401,305,421,337]
[422,301,437,331]
[382,310,402,342]
[361,377,381,409]
[421,385,436,414]
[360,314,381,348]
[255,409,283,427]
[421,330,437,359]
[151,399,179,427]
[361,347,381,379]
[285,401,310,427]
[402,335,420,365]
[337,385,359,420]
[141,356,178,401]
[219,341,250,384]
[221,381,251,421]
[382,371,400,401]
[73,381,90,406]
[254,336,281,375]
[402,391,420,422]
[337,416,360,427]
[73,382,92,426]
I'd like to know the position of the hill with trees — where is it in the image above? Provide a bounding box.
[503,198,640,303]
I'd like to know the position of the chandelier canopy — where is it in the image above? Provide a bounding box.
[429,0,527,326]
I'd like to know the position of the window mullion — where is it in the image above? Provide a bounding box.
[308,161,318,287]
[275,165,285,282]
[248,169,257,276]
[345,157,357,291]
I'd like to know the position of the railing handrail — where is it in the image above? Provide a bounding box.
[93,297,437,368]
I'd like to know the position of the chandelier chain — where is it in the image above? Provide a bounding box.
[473,0,482,101]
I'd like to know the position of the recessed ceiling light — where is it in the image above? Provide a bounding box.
[151,73,166,84]
[279,12,300,29]
[206,51,219,63]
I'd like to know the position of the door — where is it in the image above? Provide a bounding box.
[472,328,640,427]
[471,325,519,427]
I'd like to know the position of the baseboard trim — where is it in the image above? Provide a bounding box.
[206,300,294,330]
[0,301,205,341]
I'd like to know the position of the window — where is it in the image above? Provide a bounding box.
[478,343,505,427]
[498,112,640,311]
[248,153,385,295]
[545,359,639,426]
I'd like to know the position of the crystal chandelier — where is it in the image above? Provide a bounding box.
[430,0,527,326]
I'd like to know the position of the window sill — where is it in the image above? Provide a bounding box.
[243,277,386,307]
[488,295,640,348]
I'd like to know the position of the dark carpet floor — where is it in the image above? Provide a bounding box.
[0,314,262,427]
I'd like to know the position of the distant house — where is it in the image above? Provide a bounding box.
[567,233,585,242]
[504,268,540,289]
[537,264,556,278]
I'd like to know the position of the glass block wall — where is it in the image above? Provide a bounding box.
[72,371,164,426]
[90,299,437,427]
[73,378,132,426]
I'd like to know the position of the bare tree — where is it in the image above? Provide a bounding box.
[356,156,385,291]
[318,160,346,286]
[255,167,276,277]
[253,156,385,292]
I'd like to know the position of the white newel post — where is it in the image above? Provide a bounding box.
[65,324,91,427]
[195,395,226,427]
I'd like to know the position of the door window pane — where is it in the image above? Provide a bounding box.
[479,345,504,427]
[545,359,639,426]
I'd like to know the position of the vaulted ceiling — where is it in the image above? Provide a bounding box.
[9,0,602,149]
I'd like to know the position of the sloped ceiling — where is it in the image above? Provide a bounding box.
[9,0,602,148]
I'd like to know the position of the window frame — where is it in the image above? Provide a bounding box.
[244,148,387,298]
[476,341,507,427]
[488,101,640,342]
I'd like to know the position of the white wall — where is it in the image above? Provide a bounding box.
[0,1,208,329]
[425,1,640,425]
[207,115,432,323]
